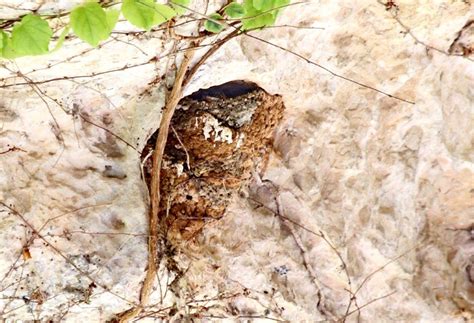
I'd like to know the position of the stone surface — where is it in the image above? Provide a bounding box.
[0,0,473,321]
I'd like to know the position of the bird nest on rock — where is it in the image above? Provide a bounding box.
[141,80,285,241]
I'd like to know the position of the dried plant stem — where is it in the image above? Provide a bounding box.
[275,195,337,321]
[117,48,195,322]
[117,25,241,321]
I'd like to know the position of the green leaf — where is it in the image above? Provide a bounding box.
[122,0,155,30]
[204,13,224,33]
[152,4,176,25]
[0,31,17,58]
[122,0,176,30]
[242,0,259,18]
[262,0,280,12]
[241,0,288,30]
[170,0,190,15]
[0,31,5,51]
[51,25,70,52]
[253,0,265,10]
[252,0,290,13]
[225,2,246,18]
[11,14,52,55]
[273,0,291,7]
[106,9,120,33]
[270,0,290,16]
[242,13,275,30]
[0,36,17,59]
[70,3,110,46]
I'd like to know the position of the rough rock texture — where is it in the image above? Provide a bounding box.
[0,0,473,321]
[449,20,474,56]
[142,81,285,241]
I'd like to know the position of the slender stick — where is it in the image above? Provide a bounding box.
[117,47,196,323]
[117,25,241,322]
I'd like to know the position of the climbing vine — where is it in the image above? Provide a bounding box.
[0,0,290,58]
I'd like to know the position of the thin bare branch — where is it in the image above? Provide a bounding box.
[0,202,139,308]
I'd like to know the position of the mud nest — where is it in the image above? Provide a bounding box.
[142,80,285,240]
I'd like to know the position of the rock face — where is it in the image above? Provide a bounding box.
[0,0,473,321]
[142,81,285,240]
[449,20,474,57]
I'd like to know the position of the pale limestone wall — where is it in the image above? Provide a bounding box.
[0,0,473,321]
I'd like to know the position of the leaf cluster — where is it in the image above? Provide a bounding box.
[0,0,290,59]
[205,0,290,33]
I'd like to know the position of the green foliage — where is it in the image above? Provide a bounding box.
[0,31,4,50]
[241,0,290,30]
[0,0,291,58]
[0,31,16,58]
[204,13,224,33]
[122,0,155,31]
[106,9,120,34]
[153,4,176,25]
[252,0,265,10]
[224,3,246,18]
[122,0,175,31]
[70,3,111,46]
[51,25,71,52]
[0,31,10,57]
[169,0,191,15]
[11,14,52,55]
[272,0,292,13]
